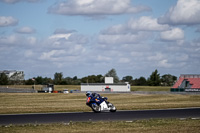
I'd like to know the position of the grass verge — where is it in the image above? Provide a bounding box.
[131,86,171,91]
[0,93,200,114]
[0,118,200,133]
[0,85,81,91]
[1,85,171,91]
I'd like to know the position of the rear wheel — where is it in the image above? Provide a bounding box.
[91,103,101,113]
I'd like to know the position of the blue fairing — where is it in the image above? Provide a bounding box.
[87,95,107,105]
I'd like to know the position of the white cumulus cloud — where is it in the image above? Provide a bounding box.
[128,16,169,31]
[158,0,200,25]
[119,58,130,63]
[0,16,18,27]
[98,32,151,44]
[39,50,66,61]
[15,26,35,34]
[97,55,111,61]
[160,28,184,41]
[0,34,36,45]
[158,59,173,68]
[101,16,169,35]
[49,33,71,40]
[48,0,151,16]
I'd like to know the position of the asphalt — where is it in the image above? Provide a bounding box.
[0,108,200,125]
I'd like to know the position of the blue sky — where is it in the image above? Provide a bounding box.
[0,0,200,79]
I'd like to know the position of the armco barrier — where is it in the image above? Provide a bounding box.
[170,88,185,92]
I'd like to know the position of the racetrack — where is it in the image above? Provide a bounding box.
[0,108,200,125]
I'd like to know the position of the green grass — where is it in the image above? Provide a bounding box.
[131,86,171,91]
[0,118,199,133]
[0,85,81,91]
[1,85,170,91]
[0,93,200,114]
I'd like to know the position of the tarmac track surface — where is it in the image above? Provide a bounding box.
[0,108,200,125]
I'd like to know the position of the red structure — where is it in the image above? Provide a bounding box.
[171,74,200,92]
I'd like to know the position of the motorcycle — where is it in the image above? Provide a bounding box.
[86,96,116,113]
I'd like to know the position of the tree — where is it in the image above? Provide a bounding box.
[96,74,104,83]
[122,76,133,83]
[147,69,161,86]
[35,76,43,84]
[25,79,34,85]
[54,72,63,85]
[105,68,119,83]
[42,77,53,84]
[73,76,78,80]
[25,77,53,85]
[134,77,147,86]
[0,73,9,85]
[81,75,104,83]
[161,74,177,86]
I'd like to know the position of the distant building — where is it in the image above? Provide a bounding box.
[0,70,24,80]
[81,77,130,92]
[171,74,200,92]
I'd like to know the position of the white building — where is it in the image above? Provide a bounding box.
[81,77,130,92]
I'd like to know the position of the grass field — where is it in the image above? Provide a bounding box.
[0,85,171,92]
[0,93,199,114]
[1,118,200,133]
[0,85,81,91]
[131,86,171,91]
[0,85,199,133]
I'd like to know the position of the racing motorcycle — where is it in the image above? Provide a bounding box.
[86,93,116,113]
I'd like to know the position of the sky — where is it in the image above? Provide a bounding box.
[0,0,200,79]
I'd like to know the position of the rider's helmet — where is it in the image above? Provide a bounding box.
[86,91,91,97]
[92,92,96,97]
[96,94,100,98]
[92,93,100,98]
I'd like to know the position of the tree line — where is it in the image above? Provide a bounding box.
[0,69,177,86]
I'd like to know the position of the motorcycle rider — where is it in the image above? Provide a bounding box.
[85,91,116,112]
[86,91,107,105]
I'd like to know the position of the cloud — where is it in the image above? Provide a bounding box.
[97,55,111,61]
[158,59,173,68]
[39,50,66,61]
[0,34,36,46]
[101,16,169,35]
[47,32,88,49]
[98,16,169,45]
[146,53,173,68]
[14,26,35,34]
[48,33,71,40]
[160,28,184,41]
[147,53,164,61]
[195,27,200,32]
[128,16,169,31]
[53,28,77,34]
[0,0,41,4]
[98,32,151,44]
[38,31,87,64]
[158,0,200,25]
[95,17,198,72]
[24,50,33,58]
[119,58,130,63]
[48,0,151,17]
[175,54,189,61]
[0,16,18,27]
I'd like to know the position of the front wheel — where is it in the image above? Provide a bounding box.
[108,103,116,112]
[91,103,101,113]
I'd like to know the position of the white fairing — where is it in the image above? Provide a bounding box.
[100,101,109,111]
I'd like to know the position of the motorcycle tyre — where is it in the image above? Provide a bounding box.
[109,103,116,112]
[91,103,101,113]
